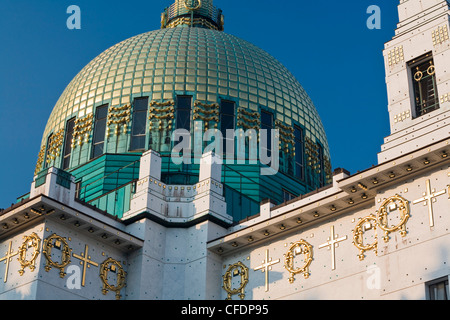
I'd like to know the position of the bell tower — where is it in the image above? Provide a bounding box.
[378,0,450,163]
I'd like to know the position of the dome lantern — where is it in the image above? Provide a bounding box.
[161,0,224,31]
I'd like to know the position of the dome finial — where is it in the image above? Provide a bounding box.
[161,0,224,31]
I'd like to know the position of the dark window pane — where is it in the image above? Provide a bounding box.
[221,101,235,155]
[95,121,106,142]
[261,111,273,152]
[221,100,235,116]
[221,115,234,131]
[294,126,304,180]
[318,144,325,187]
[130,97,148,151]
[429,280,449,300]
[91,104,108,159]
[261,111,273,130]
[44,134,53,168]
[295,148,303,163]
[63,156,71,170]
[130,136,146,152]
[92,144,104,159]
[177,96,192,110]
[179,110,191,130]
[62,118,76,170]
[294,127,302,141]
[133,114,147,135]
[176,97,192,131]
[134,97,148,111]
[96,105,108,120]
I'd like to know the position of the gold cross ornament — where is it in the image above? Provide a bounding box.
[319,225,347,271]
[254,249,280,292]
[0,241,18,283]
[72,245,99,287]
[413,179,447,227]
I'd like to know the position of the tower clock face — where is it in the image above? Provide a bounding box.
[184,0,202,10]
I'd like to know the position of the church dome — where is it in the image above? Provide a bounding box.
[34,0,331,219]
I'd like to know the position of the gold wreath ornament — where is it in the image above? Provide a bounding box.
[222,262,249,300]
[377,194,410,242]
[99,257,127,300]
[43,234,72,278]
[352,215,378,261]
[284,240,313,284]
[18,233,41,276]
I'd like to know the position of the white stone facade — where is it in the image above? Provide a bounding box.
[379,0,450,162]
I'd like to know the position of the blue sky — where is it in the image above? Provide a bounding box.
[0,0,398,207]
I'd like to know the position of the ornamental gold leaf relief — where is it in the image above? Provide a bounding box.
[1,232,126,300]
[222,261,249,300]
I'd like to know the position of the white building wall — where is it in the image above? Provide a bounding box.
[218,161,450,300]
[379,0,450,163]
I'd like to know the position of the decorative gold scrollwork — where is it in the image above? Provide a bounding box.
[45,129,65,164]
[377,194,410,242]
[275,120,295,155]
[324,156,333,184]
[150,100,175,108]
[72,113,94,147]
[352,215,378,261]
[222,262,249,300]
[352,195,410,260]
[239,108,259,119]
[283,240,313,284]
[305,137,320,169]
[149,100,175,131]
[43,234,72,278]
[193,101,220,130]
[34,145,46,175]
[107,104,131,137]
[18,233,41,276]
[237,108,260,131]
[99,257,127,300]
